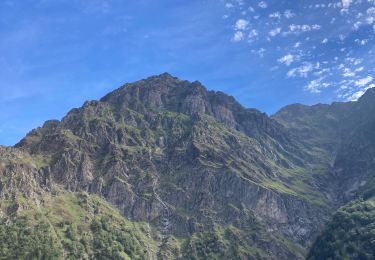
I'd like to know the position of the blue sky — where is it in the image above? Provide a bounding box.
[0,0,374,145]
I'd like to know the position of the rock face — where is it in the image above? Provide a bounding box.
[0,146,51,209]
[1,73,375,259]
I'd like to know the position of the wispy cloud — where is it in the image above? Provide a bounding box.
[235,19,249,30]
[258,1,267,9]
[341,0,353,9]
[278,54,294,66]
[232,31,244,42]
[223,0,375,100]
[355,76,373,87]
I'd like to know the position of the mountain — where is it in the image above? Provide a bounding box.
[273,88,375,203]
[274,87,375,259]
[1,73,375,259]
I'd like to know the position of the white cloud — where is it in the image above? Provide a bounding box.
[355,67,364,72]
[235,19,249,30]
[225,3,234,8]
[287,63,314,77]
[346,58,363,65]
[232,31,244,42]
[347,84,375,101]
[342,0,352,9]
[251,47,266,57]
[366,17,374,24]
[284,24,321,35]
[314,67,330,76]
[305,78,330,93]
[348,90,365,100]
[284,10,295,19]
[269,12,281,19]
[305,80,321,93]
[236,0,244,6]
[258,1,267,9]
[311,24,321,30]
[355,76,373,87]
[353,21,361,30]
[355,39,369,45]
[269,27,281,37]
[278,54,295,66]
[343,68,355,77]
[248,29,259,42]
[222,0,375,100]
[367,7,375,14]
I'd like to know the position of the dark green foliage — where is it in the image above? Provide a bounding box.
[307,199,375,260]
[181,226,267,260]
[90,216,147,259]
[0,217,62,259]
[183,231,228,259]
[62,223,88,259]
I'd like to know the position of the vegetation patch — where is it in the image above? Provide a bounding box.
[0,193,157,259]
[307,198,375,260]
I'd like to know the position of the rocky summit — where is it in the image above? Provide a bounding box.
[1,73,375,259]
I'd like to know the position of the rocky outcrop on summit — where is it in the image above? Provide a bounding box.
[101,73,298,145]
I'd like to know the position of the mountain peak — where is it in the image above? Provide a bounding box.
[141,72,180,83]
[154,72,175,79]
[100,73,189,103]
[99,74,261,129]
